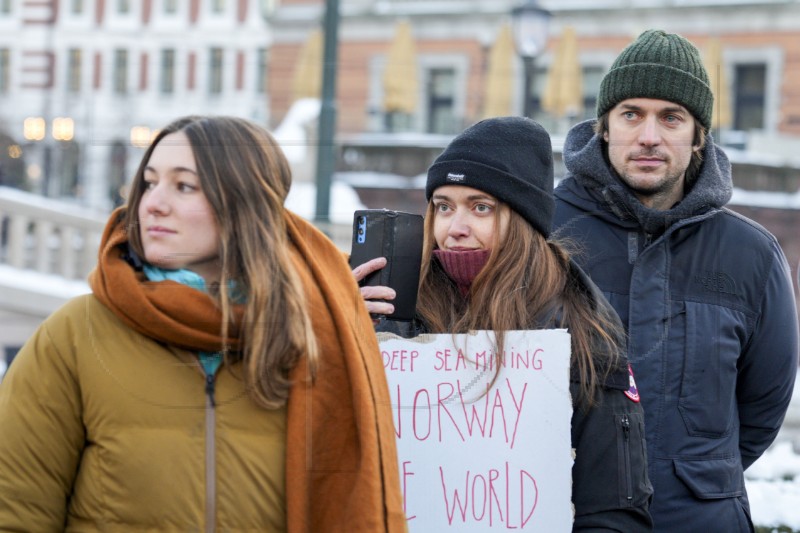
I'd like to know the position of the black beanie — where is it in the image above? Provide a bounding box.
[597,29,713,129]
[426,116,554,237]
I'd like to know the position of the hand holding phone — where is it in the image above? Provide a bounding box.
[349,209,424,321]
[352,257,396,316]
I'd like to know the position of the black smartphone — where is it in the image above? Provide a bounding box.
[349,209,424,321]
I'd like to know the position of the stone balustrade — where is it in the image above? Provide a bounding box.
[0,187,108,280]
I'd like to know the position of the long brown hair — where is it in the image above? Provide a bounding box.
[125,116,318,409]
[416,203,622,405]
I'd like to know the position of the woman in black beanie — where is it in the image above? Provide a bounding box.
[355,116,654,531]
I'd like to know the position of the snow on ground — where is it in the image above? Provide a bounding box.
[747,441,800,530]
[0,264,90,300]
[284,179,366,225]
[730,186,800,210]
[272,98,321,164]
[747,375,800,530]
[273,97,368,225]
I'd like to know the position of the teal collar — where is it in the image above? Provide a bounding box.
[143,265,227,377]
[142,265,207,292]
[142,265,245,302]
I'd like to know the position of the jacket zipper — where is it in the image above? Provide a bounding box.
[205,372,217,533]
[621,414,633,505]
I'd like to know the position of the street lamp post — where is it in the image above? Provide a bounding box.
[511,0,551,118]
[314,0,340,225]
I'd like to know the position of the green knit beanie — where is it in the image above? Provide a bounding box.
[597,29,713,130]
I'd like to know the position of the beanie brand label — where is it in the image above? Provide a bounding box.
[446,172,465,182]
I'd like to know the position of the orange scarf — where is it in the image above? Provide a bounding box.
[89,208,243,352]
[89,207,406,532]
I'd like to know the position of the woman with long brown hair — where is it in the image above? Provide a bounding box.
[356,116,653,530]
[0,116,405,532]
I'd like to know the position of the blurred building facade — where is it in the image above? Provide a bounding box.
[0,0,798,208]
[0,0,273,210]
[268,0,800,169]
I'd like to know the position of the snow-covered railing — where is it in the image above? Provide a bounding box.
[0,187,108,280]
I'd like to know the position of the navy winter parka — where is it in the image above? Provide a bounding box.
[553,119,799,532]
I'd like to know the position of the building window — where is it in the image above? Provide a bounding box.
[581,66,604,121]
[61,141,81,196]
[235,51,244,91]
[425,68,455,134]
[258,0,274,17]
[187,52,196,90]
[139,52,148,91]
[160,49,175,94]
[734,63,766,131]
[0,49,9,94]
[209,48,223,95]
[117,0,130,14]
[109,141,127,206]
[113,49,128,94]
[68,49,82,93]
[163,0,178,13]
[522,66,548,121]
[93,52,102,90]
[70,0,83,14]
[256,47,267,93]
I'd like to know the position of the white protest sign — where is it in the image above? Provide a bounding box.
[379,329,573,531]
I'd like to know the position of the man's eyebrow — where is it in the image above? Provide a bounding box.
[658,105,689,115]
[619,103,688,115]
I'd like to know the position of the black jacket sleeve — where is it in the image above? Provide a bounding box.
[374,316,425,338]
[570,377,653,532]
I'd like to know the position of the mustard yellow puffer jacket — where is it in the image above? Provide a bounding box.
[0,294,288,531]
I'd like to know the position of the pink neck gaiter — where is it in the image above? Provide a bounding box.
[433,249,491,297]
